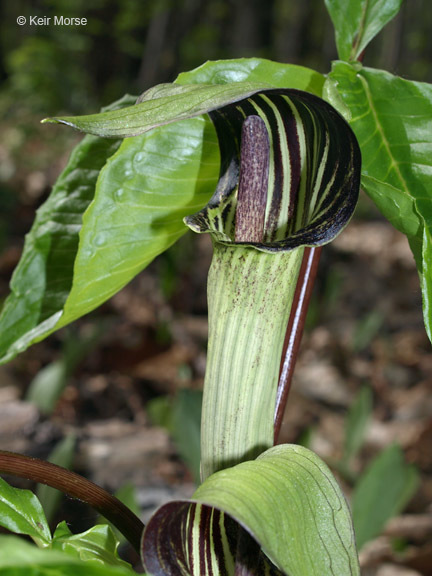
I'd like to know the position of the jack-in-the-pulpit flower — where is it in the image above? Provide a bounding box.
[41,74,361,576]
[183,89,360,480]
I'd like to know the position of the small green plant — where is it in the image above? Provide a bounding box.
[0,1,430,574]
[333,386,419,550]
[147,388,203,484]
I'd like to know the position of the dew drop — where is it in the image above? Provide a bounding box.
[122,161,134,179]
[82,247,95,259]
[114,188,124,201]
[93,232,107,247]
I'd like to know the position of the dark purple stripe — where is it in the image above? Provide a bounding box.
[200,505,213,575]
[278,95,301,222]
[211,509,229,576]
[252,95,284,242]
[187,504,196,574]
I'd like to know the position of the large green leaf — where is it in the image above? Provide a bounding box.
[0,109,219,363]
[324,0,404,61]
[0,96,136,364]
[44,82,273,137]
[327,61,432,340]
[0,476,51,547]
[45,59,325,138]
[58,116,219,321]
[0,535,138,576]
[141,445,360,575]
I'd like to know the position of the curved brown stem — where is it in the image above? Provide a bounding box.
[274,246,322,443]
[0,450,144,553]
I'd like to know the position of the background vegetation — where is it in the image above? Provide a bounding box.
[1,0,431,115]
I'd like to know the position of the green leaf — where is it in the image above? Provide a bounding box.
[342,386,373,471]
[147,390,202,483]
[44,82,274,137]
[26,361,67,415]
[52,522,131,569]
[352,444,419,549]
[0,535,138,576]
[324,0,404,61]
[0,95,136,365]
[44,59,325,138]
[142,445,360,575]
[0,107,218,363]
[351,310,384,352]
[327,61,432,340]
[60,116,218,322]
[0,476,51,547]
[146,396,173,430]
[176,58,325,97]
[172,389,202,484]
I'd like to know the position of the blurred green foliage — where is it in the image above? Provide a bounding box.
[147,388,203,483]
[1,0,431,118]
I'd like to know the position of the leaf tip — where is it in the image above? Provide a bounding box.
[41,117,80,132]
[41,117,63,126]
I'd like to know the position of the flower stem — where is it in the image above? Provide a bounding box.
[274,246,321,443]
[202,243,303,480]
[0,450,144,552]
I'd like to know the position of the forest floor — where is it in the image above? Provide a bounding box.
[0,160,431,575]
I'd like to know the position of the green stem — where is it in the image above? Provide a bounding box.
[201,242,304,480]
[0,450,144,553]
[350,0,369,60]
